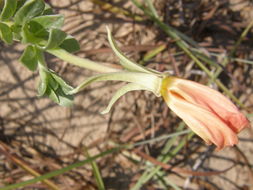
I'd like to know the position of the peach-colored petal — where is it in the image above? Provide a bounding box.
[161,77,249,150]
[173,78,249,133]
[164,77,249,132]
[165,91,238,149]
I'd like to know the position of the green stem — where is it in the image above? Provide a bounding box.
[47,48,120,73]
[232,19,253,56]
[212,18,253,82]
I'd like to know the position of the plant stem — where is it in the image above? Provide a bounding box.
[212,18,253,81]
[47,48,120,73]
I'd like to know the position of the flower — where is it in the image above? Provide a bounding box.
[160,77,249,150]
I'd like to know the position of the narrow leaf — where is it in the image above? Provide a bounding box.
[84,147,105,190]
[145,0,159,18]
[0,147,122,190]
[0,0,17,21]
[101,83,151,114]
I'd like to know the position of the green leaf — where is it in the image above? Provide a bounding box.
[10,23,22,41]
[21,18,67,48]
[0,0,17,21]
[42,3,53,15]
[48,75,59,91]
[50,71,73,94]
[37,65,74,106]
[37,67,74,106]
[38,66,49,96]
[47,87,60,104]
[31,15,64,30]
[45,28,67,49]
[59,35,80,53]
[21,22,45,44]
[49,71,74,106]
[55,87,74,107]
[45,84,74,107]
[16,0,27,12]
[0,22,13,44]
[101,83,150,114]
[20,45,38,71]
[38,80,48,96]
[26,20,49,38]
[14,0,45,25]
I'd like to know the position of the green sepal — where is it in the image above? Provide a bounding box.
[69,71,162,97]
[0,0,17,21]
[101,83,151,114]
[20,45,39,71]
[59,35,80,53]
[14,0,45,25]
[106,26,160,75]
[0,22,13,44]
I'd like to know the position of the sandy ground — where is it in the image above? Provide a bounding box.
[0,0,253,189]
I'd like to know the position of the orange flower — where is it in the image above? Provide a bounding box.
[161,77,249,150]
